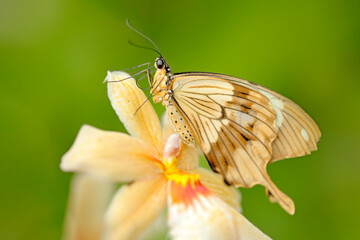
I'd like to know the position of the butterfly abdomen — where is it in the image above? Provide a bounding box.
[166,103,195,145]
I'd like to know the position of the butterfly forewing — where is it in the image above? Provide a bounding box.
[167,72,320,214]
[259,90,321,162]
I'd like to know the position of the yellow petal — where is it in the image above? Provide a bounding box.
[106,71,163,155]
[161,111,175,144]
[62,174,115,240]
[168,180,270,240]
[104,174,167,240]
[162,111,201,170]
[190,167,242,212]
[61,125,162,182]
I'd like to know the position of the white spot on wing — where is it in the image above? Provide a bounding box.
[235,111,255,124]
[301,129,309,141]
[259,90,284,130]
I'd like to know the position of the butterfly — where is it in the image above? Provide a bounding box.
[114,20,321,215]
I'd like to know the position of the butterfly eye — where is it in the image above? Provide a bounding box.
[156,58,164,69]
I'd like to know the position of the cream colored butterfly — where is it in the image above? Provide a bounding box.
[113,20,321,215]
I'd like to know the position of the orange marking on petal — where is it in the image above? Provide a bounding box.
[169,175,212,207]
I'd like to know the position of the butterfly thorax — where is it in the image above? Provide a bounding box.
[152,65,173,106]
[152,68,167,103]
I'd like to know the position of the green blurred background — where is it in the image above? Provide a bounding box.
[1,0,359,239]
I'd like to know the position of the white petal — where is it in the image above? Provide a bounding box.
[168,179,271,240]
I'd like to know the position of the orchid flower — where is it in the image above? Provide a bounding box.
[61,71,271,240]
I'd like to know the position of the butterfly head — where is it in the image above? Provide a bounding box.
[155,57,172,73]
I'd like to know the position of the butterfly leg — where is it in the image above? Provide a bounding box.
[146,62,153,87]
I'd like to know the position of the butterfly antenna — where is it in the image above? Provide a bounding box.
[128,40,162,56]
[126,19,162,56]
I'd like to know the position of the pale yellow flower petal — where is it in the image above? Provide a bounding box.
[168,180,270,240]
[189,168,242,212]
[104,174,167,240]
[161,111,175,144]
[106,71,163,155]
[141,212,168,240]
[162,111,201,170]
[61,125,162,182]
[177,144,201,171]
[62,174,115,240]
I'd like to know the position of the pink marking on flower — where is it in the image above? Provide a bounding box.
[169,178,212,207]
[163,133,182,159]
